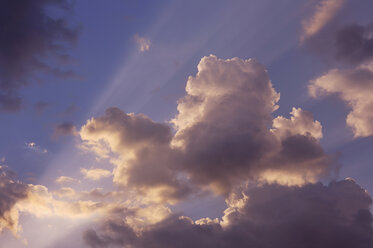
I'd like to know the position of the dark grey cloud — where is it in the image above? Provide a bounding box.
[335,23,373,64]
[54,122,78,136]
[0,167,29,234]
[84,179,373,248]
[0,0,79,112]
[300,0,373,67]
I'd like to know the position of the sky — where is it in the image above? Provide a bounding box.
[1,0,373,247]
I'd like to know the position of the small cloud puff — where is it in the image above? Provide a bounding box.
[80,168,112,181]
[134,34,151,52]
[55,176,80,185]
[25,141,47,154]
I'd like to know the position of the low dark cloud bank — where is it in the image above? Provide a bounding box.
[84,179,373,248]
[0,0,78,112]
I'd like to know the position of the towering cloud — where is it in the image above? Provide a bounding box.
[80,55,335,199]
[0,0,78,111]
[171,55,332,192]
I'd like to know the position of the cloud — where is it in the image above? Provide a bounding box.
[0,167,28,236]
[54,122,78,136]
[0,0,79,112]
[134,34,151,52]
[271,107,323,140]
[171,55,332,192]
[335,23,373,64]
[80,107,190,203]
[17,184,114,219]
[80,168,112,181]
[0,54,369,247]
[55,176,80,185]
[80,55,335,200]
[84,179,373,248]
[302,5,373,138]
[301,0,346,42]
[309,62,373,137]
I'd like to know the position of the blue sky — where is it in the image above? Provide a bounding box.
[1,0,373,247]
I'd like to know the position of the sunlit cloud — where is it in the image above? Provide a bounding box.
[80,168,112,181]
[309,62,373,137]
[80,55,334,202]
[2,1,372,247]
[55,176,80,185]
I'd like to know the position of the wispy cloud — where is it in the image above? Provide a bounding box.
[80,168,112,181]
[301,0,345,42]
[0,0,79,112]
[55,176,81,185]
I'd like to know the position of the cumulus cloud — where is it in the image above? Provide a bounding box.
[73,55,353,248]
[80,55,334,200]
[80,107,190,203]
[0,54,369,247]
[81,168,112,181]
[301,0,346,42]
[84,179,373,248]
[0,0,79,111]
[134,34,151,52]
[54,122,78,136]
[309,62,373,137]
[171,55,332,192]
[271,107,323,139]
